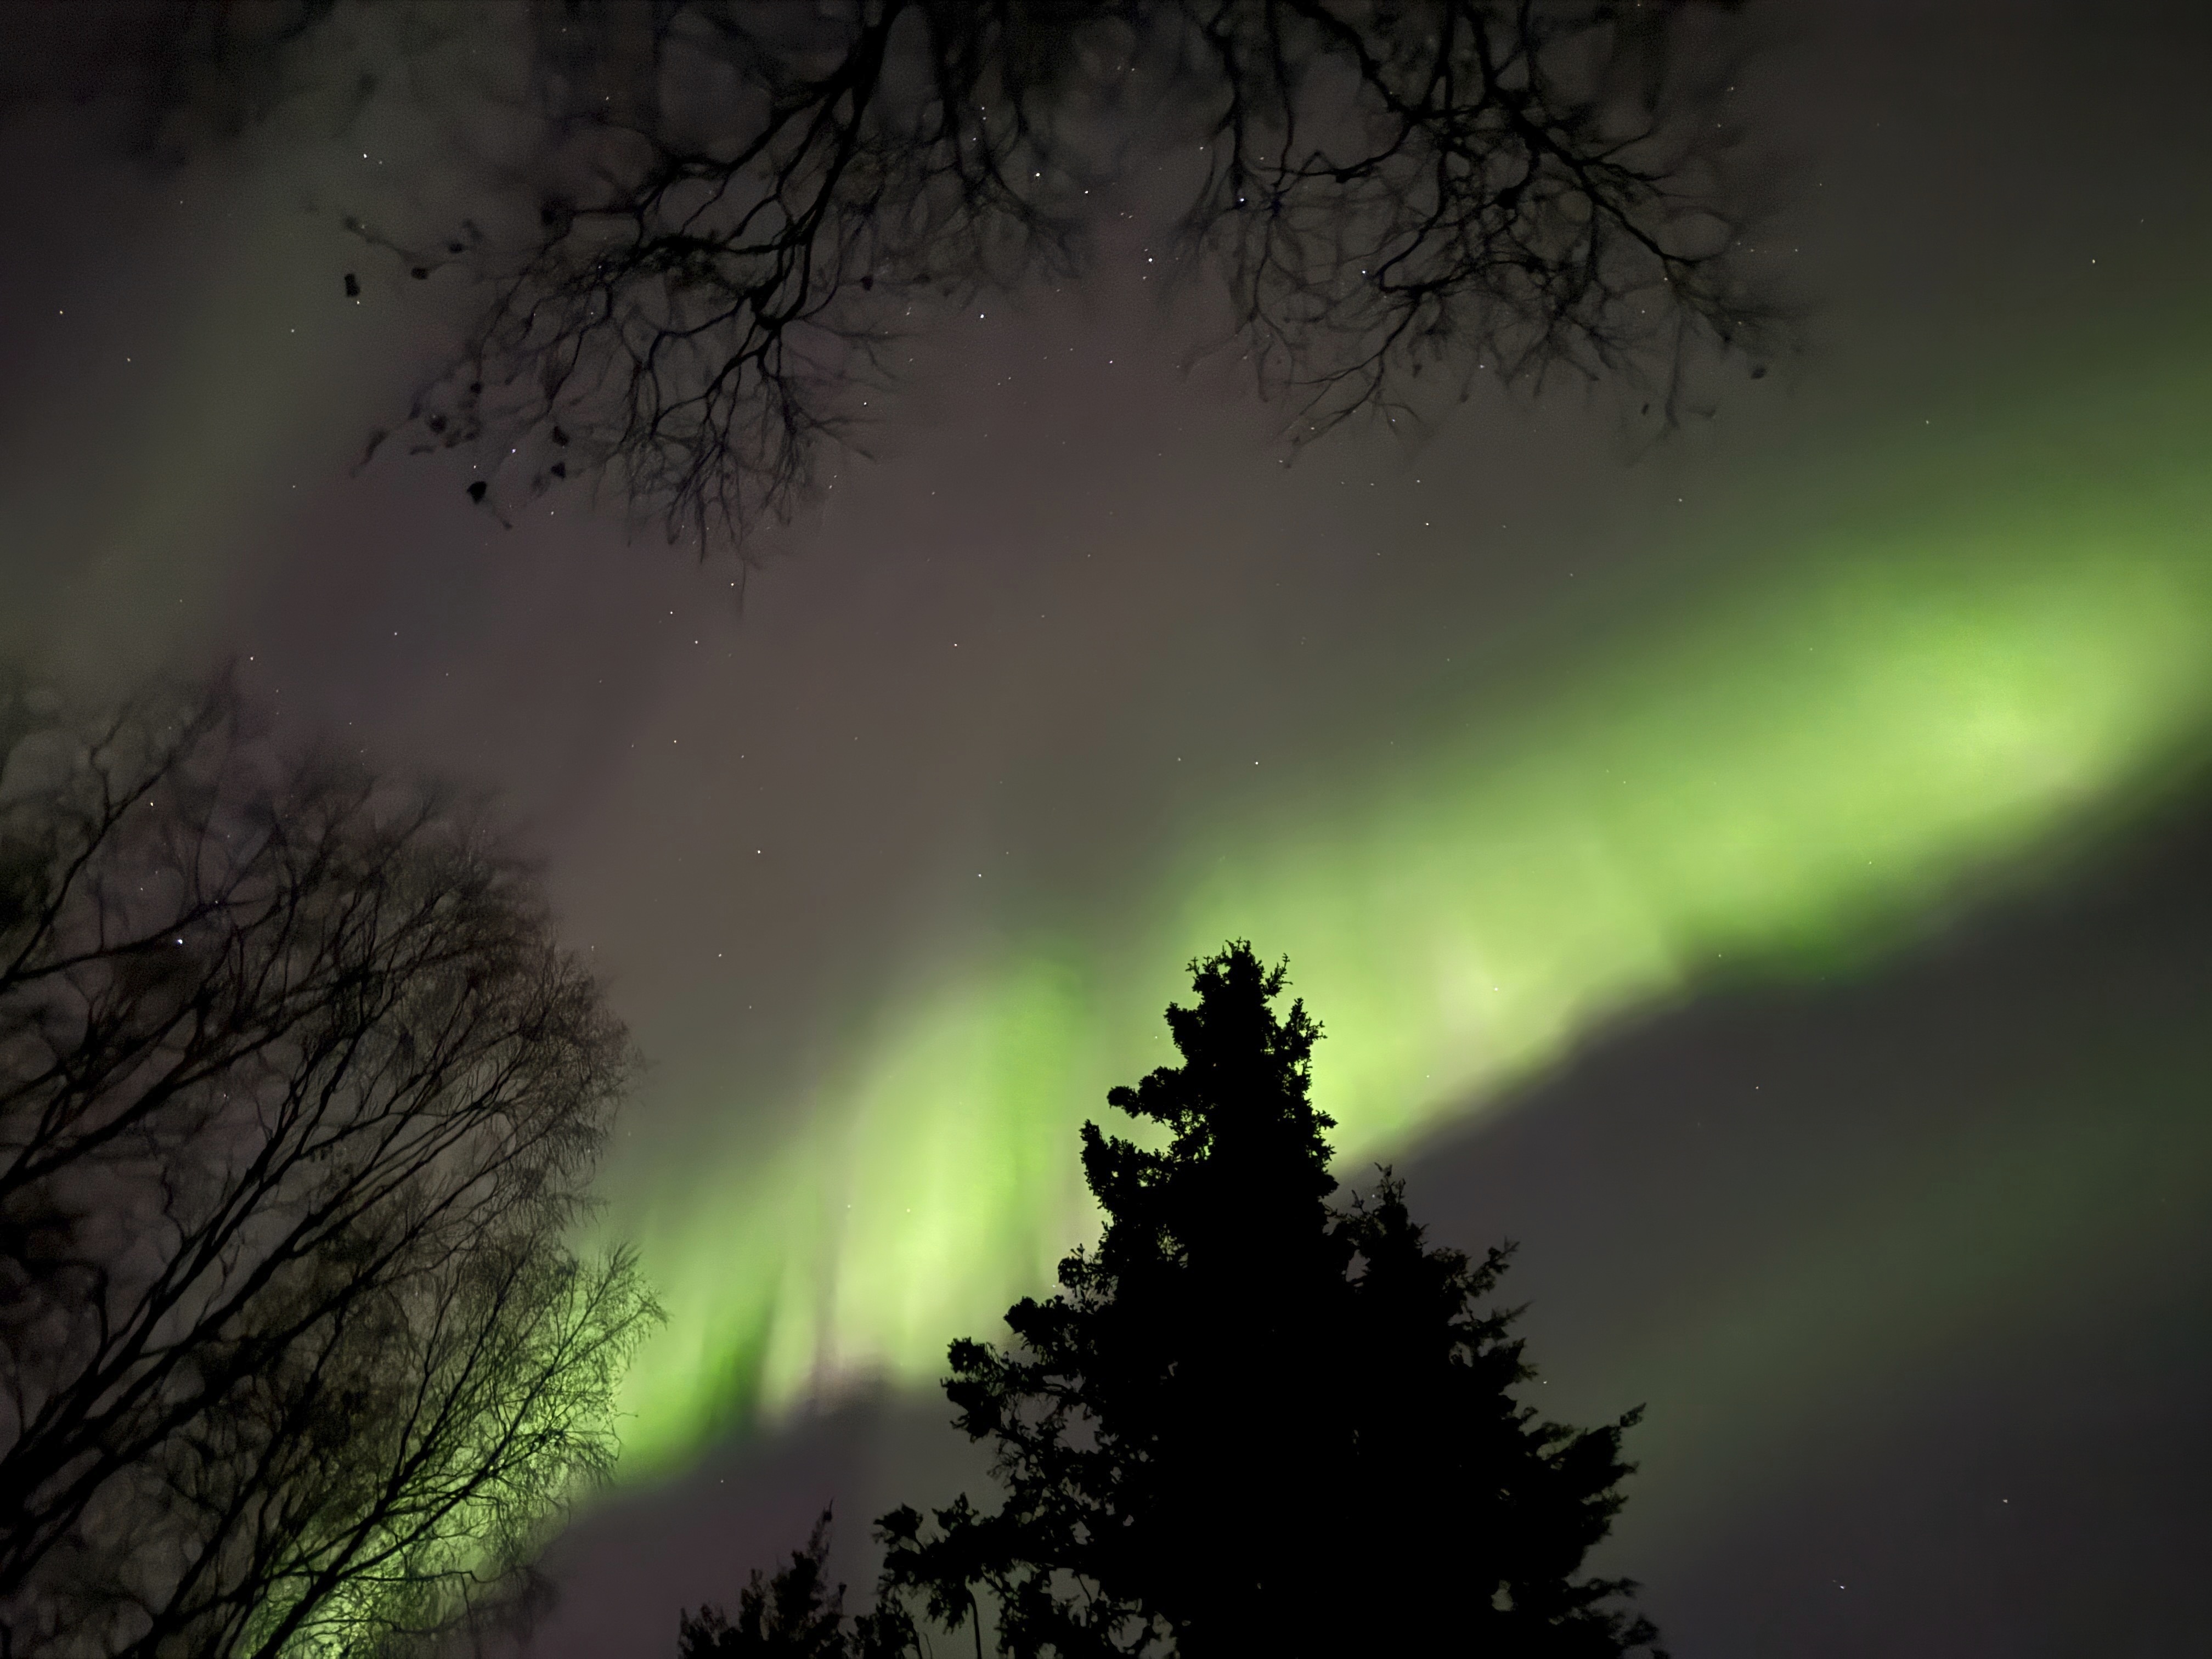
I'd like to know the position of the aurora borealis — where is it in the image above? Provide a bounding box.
[610,341,2212,1469]
[6,3,2212,1652]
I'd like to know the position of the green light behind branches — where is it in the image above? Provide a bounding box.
[611,353,2212,1478]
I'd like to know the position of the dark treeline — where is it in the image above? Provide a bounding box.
[689,945,1658,1659]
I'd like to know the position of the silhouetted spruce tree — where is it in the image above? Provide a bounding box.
[679,1512,908,1659]
[872,943,1660,1658]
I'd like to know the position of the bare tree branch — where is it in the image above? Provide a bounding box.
[0,672,658,1659]
[26,1,1785,554]
[1171,0,1778,441]
[368,0,1111,556]
[346,1,1779,557]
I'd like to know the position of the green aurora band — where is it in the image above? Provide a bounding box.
[608,351,2212,1478]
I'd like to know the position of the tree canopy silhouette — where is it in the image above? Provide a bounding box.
[0,674,657,1659]
[678,1511,907,1659]
[698,943,1658,1658]
[37,1,1779,557]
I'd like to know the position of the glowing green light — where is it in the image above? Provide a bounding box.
[609,357,2212,1477]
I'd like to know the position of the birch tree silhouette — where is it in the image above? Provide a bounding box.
[0,675,657,1659]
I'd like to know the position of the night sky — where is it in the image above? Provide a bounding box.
[5,3,2212,1654]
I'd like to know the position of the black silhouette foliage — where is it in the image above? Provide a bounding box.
[873,943,1660,1658]
[679,1513,910,1659]
[679,1513,845,1659]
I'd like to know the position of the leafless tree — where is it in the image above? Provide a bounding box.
[366,0,1121,555]
[0,674,657,1659]
[385,0,1779,554]
[1171,0,1772,438]
[29,1,1781,555]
